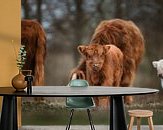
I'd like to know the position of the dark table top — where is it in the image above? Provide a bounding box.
[0,86,159,97]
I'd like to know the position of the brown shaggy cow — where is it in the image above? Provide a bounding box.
[21,19,46,86]
[77,44,123,108]
[71,19,145,106]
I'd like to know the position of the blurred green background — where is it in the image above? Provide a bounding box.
[21,0,163,88]
[21,0,163,125]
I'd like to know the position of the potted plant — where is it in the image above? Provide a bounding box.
[11,45,28,91]
[16,45,27,72]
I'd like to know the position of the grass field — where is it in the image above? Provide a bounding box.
[22,91,163,125]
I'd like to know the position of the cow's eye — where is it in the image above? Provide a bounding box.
[100,55,104,58]
[87,55,91,59]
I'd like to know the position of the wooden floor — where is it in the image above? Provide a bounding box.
[20,125,163,130]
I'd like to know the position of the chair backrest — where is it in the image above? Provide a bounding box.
[66,79,95,108]
[68,79,89,87]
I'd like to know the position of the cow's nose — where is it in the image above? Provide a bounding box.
[93,64,99,67]
[92,64,100,71]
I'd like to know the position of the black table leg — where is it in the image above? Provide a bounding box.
[0,96,18,130]
[110,96,127,130]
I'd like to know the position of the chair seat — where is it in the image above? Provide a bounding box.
[66,97,95,108]
[128,109,153,117]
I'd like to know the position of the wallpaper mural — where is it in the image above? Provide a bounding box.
[21,0,163,126]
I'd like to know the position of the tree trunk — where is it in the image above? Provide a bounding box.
[73,0,84,65]
[36,0,42,23]
[22,0,30,19]
[114,0,123,18]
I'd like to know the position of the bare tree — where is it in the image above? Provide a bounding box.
[36,0,43,23]
[22,0,30,19]
[72,0,85,63]
[114,0,123,18]
[95,0,105,20]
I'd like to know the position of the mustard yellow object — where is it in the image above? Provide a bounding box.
[0,0,21,127]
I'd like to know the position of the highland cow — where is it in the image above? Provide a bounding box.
[21,19,46,86]
[77,44,123,108]
[152,59,163,88]
[71,19,145,106]
[152,59,163,78]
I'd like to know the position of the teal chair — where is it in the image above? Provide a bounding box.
[66,79,96,130]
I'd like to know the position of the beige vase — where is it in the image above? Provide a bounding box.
[11,71,27,91]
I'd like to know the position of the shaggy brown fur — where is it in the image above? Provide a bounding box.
[21,19,46,86]
[77,44,123,108]
[71,19,145,106]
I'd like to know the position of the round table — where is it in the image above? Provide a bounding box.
[0,86,159,130]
